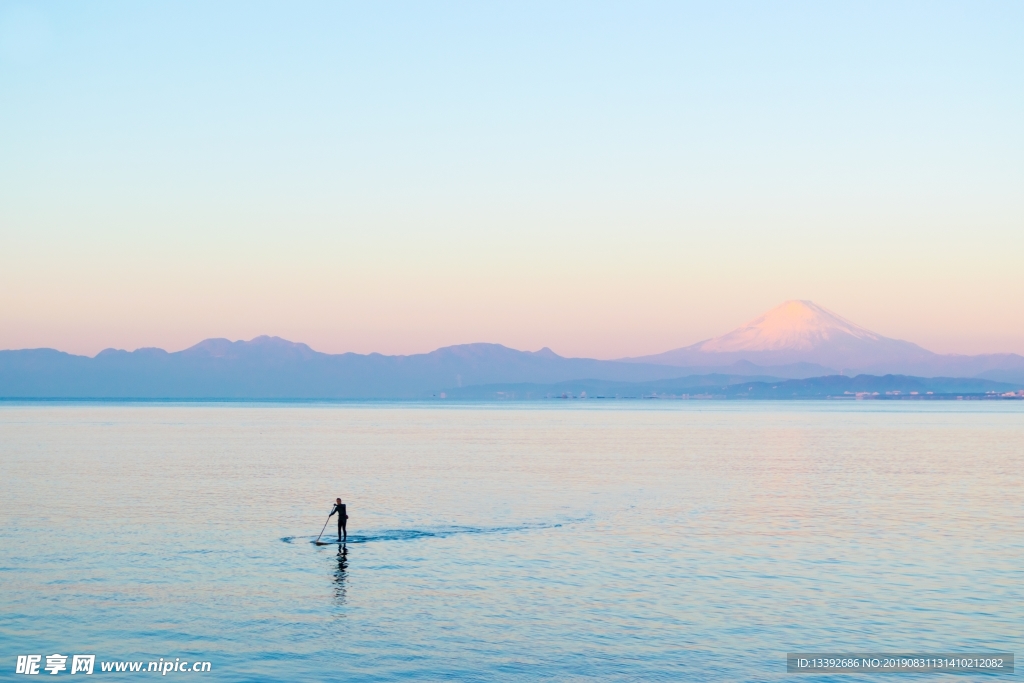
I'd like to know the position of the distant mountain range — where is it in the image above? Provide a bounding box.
[1,301,1022,398]
[0,337,717,399]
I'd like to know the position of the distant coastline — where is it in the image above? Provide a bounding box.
[4,302,1024,399]
[2,337,1022,401]
[1,372,1021,403]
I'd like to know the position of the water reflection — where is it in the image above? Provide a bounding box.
[333,544,348,603]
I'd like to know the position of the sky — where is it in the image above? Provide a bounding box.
[1,1,1022,359]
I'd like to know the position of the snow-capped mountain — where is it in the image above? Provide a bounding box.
[694,300,890,352]
[628,300,1024,379]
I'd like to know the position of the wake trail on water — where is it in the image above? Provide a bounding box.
[280,518,586,546]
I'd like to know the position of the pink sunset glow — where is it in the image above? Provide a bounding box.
[1,3,1021,359]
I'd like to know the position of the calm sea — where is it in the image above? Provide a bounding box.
[1,402,1020,681]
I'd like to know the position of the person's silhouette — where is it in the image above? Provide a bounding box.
[329,497,348,542]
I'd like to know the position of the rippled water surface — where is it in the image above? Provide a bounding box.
[1,402,1021,680]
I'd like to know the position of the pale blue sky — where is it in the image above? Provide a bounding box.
[2,1,1021,357]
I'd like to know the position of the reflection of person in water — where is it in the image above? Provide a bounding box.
[329,497,348,542]
[333,544,348,602]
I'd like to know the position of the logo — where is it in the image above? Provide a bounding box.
[16,655,94,675]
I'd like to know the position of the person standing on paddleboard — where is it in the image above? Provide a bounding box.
[329,498,348,542]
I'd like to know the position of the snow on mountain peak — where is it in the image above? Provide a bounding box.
[697,300,882,352]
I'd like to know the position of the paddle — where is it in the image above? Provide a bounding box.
[314,510,332,545]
